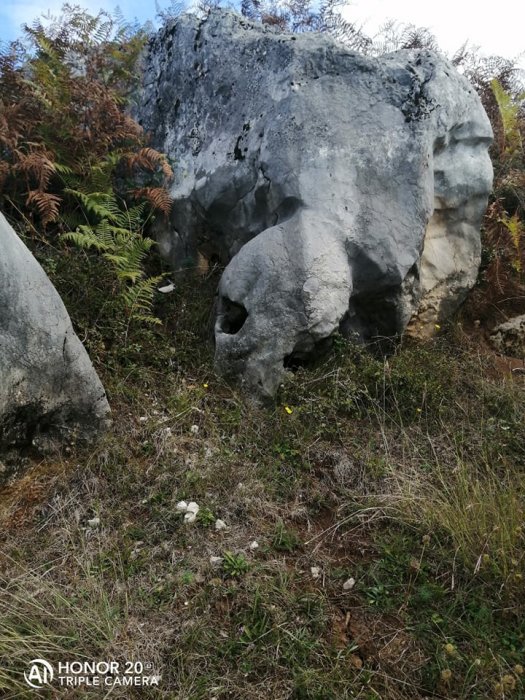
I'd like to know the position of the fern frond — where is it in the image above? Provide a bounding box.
[132,186,173,216]
[26,189,61,225]
[121,201,147,230]
[61,229,107,251]
[500,211,524,272]
[16,150,56,190]
[492,79,524,159]
[127,147,165,171]
[63,188,119,221]
[105,236,155,282]
[103,253,139,278]
[122,275,163,324]
[53,162,74,175]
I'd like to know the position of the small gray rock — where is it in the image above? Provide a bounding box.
[490,315,525,358]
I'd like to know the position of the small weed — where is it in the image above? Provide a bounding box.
[272,522,301,552]
[365,583,391,608]
[222,552,250,578]
[180,570,195,585]
[197,507,215,527]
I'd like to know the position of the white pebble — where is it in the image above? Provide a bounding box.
[184,512,197,524]
[215,519,227,531]
[210,556,223,566]
[190,424,199,434]
[249,540,259,550]
[87,517,100,528]
[310,566,321,579]
[175,501,189,512]
[186,502,200,515]
[343,577,356,591]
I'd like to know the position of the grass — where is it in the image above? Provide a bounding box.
[395,459,525,581]
[0,247,524,698]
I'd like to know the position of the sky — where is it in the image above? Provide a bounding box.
[344,0,525,65]
[0,0,523,68]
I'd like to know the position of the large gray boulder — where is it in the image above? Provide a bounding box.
[0,213,110,453]
[138,9,493,397]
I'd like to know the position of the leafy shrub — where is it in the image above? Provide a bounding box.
[460,73,525,322]
[61,191,162,329]
[0,6,166,224]
[482,82,524,288]
[0,4,174,331]
[238,0,371,50]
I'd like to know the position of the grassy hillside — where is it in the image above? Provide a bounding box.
[0,253,524,698]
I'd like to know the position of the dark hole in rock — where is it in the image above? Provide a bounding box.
[218,297,248,334]
[283,352,307,372]
[233,135,245,161]
[339,299,401,357]
[284,337,334,373]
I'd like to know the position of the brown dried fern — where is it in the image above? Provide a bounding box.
[25,190,61,225]
[126,147,173,179]
[131,186,173,216]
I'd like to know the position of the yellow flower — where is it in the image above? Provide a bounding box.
[441,668,452,682]
[514,664,524,676]
[444,643,456,656]
[284,406,293,415]
[203,383,209,389]
[434,324,441,330]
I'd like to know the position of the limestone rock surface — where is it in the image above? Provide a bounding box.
[490,315,525,359]
[138,10,493,397]
[0,213,110,452]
